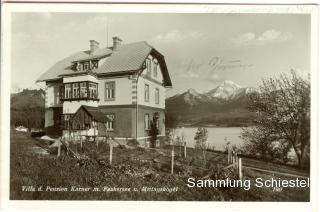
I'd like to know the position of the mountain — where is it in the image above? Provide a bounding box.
[11,89,45,129]
[206,80,241,99]
[11,89,45,110]
[180,88,212,107]
[165,81,258,126]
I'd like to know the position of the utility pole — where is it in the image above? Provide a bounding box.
[106,18,109,47]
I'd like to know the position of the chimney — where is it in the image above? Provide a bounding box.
[89,40,99,54]
[112,36,122,51]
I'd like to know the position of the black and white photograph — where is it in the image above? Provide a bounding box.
[0,2,318,209]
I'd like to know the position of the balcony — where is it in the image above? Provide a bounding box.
[60,96,99,102]
[60,81,99,102]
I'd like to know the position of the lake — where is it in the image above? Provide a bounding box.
[173,127,244,151]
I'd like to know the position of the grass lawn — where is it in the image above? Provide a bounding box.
[10,130,309,201]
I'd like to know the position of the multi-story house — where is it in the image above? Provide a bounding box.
[37,36,172,146]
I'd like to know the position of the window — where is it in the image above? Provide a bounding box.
[74,61,99,72]
[72,83,79,98]
[56,86,62,104]
[146,58,151,74]
[62,114,72,130]
[144,114,150,130]
[76,63,82,71]
[156,119,160,129]
[63,82,97,100]
[65,84,71,99]
[105,81,115,101]
[89,83,98,99]
[153,61,158,77]
[91,60,98,69]
[80,82,87,98]
[144,84,149,102]
[59,85,64,102]
[155,88,159,104]
[83,62,90,71]
[105,114,115,130]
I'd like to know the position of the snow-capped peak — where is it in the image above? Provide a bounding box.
[206,80,242,99]
[178,81,258,103]
[186,88,200,96]
[220,80,241,89]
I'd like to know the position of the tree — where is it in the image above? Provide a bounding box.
[194,127,208,165]
[149,112,160,148]
[241,70,310,168]
[165,113,179,145]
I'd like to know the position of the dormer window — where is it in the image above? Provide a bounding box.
[76,63,82,71]
[73,60,99,72]
[83,62,89,71]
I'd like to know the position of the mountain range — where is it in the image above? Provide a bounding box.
[10,81,257,128]
[165,81,258,126]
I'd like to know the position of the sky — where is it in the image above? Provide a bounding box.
[11,12,310,97]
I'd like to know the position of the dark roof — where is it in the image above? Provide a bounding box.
[75,105,110,123]
[37,41,172,87]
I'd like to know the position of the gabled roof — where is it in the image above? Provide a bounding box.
[37,41,172,87]
[74,105,110,123]
[96,41,152,74]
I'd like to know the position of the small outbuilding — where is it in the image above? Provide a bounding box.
[68,105,110,139]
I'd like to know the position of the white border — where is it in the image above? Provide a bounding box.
[1,3,319,212]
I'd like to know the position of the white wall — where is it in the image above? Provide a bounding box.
[63,74,98,83]
[137,54,165,109]
[46,82,62,108]
[137,77,165,109]
[98,77,133,106]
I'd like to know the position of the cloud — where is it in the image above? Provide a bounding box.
[257,30,292,44]
[232,29,292,46]
[152,30,202,43]
[231,32,256,45]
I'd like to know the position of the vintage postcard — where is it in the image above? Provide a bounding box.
[0,2,318,212]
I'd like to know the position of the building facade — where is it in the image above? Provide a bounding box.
[37,37,172,146]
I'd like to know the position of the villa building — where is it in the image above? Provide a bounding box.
[36,36,172,146]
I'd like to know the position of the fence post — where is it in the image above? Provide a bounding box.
[57,139,61,157]
[231,151,234,164]
[184,142,187,158]
[171,147,174,174]
[232,152,236,168]
[227,147,231,164]
[109,140,113,165]
[238,158,243,180]
[235,153,238,169]
[80,131,83,151]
